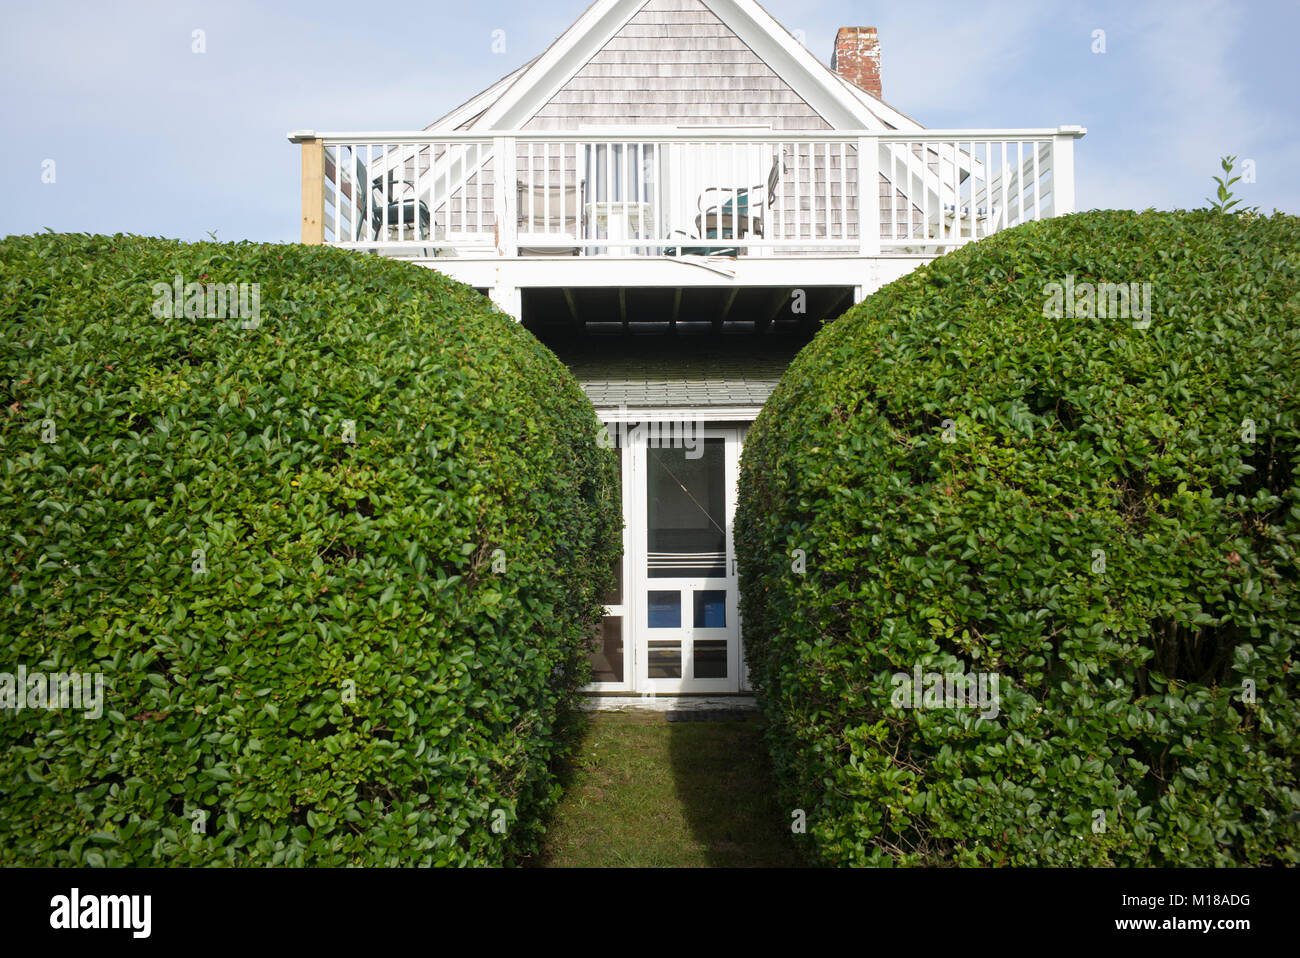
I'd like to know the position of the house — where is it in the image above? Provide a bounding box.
[288,0,1085,699]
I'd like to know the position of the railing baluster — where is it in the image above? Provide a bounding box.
[635,139,643,251]
[950,139,959,246]
[525,143,533,238]
[378,141,386,243]
[732,141,740,250]
[398,145,407,243]
[827,141,835,240]
[1033,139,1041,222]
[651,141,660,249]
[921,141,930,246]
[742,140,751,243]
[981,140,989,234]
[1006,140,1015,227]
[443,141,452,238]
[361,143,371,243]
[801,141,808,242]
[400,145,410,244]
[776,142,785,243]
[838,142,847,240]
[545,143,553,234]
[795,140,806,240]
[330,145,340,244]
[936,141,945,245]
[962,140,972,242]
[353,143,361,242]
[812,141,819,241]
[793,143,801,241]
[1000,141,1008,233]
[809,142,816,241]
[895,141,904,243]
[815,141,822,240]
[907,142,915,244]
[387,143,396,243]
[378,143,388,244]
[1015,140,1024,227]
[620,139,629,253]
[412,144,420,242]
[458,142,466,239]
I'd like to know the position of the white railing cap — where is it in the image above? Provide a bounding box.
[1057,125,1087,137]
[287,130,318,143]
[301,127,1083,143]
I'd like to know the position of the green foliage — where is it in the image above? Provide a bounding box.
[1204,155,1259,216]
[0,233,620,866]
[736,210,1300,866]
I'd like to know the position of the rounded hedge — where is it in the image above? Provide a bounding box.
[0,233,620,866]
[737,210,1300,866]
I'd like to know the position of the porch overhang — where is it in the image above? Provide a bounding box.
[417,253,929,291]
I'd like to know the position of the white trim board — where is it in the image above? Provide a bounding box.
[580,694,758,712]
[596,406,762,423]
[414,252,932,292]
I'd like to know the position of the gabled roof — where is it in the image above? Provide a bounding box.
[426,0,924,133]
[425,57,540,131]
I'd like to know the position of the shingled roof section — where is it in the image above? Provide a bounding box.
[550,337,806,409]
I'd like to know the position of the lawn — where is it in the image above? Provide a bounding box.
[528,710,804,868]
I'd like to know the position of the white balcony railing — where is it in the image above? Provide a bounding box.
[289,128,1083,258]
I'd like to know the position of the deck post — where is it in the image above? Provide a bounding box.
[1052,126,1083,216]
[490,283,522,321]
[858,136,880,256]
[291,132,325,245]
[493,136,518,258]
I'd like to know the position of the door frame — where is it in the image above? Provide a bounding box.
[583,409,755,696]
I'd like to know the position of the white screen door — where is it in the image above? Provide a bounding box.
[633,426,740,693]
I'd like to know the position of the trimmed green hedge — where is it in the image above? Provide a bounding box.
[737,210,1300,866]
[0,234,620,866]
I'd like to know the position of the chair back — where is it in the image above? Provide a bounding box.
[765,155,782,208]
[517,180,585,235]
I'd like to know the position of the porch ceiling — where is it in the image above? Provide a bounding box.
[521,284,855,337]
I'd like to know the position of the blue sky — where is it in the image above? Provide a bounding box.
[2,0,1296,243]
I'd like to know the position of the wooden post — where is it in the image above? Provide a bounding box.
[1052,126,1085,217]
[858,135,880,256]
[493,136,518,258]
[299,136,325,244]
[490,284,522,321]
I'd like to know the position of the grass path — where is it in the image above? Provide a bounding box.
[527,710,804,868]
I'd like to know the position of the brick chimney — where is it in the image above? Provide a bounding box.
[831,26,882,99]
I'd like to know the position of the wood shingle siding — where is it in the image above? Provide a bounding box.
[523,0,832,133]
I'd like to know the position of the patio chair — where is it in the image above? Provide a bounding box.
[666,155,783,257]
[351,156,431,242]
[517,179,586,255]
